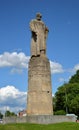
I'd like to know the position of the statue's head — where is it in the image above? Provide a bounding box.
[36,13,42,21]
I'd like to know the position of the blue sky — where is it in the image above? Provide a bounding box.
[0,0,79,113]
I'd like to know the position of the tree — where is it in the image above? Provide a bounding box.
[54,83,79,116]
[0,112,3,119]
[69,70,79,83]
[5,110,10,117]
[54,110,66,115]
[54,84,68,114]
[5,110,16,117]
[54,70,79,116]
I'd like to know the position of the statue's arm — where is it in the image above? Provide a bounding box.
[45,26,49,39]
[30,20,36,33]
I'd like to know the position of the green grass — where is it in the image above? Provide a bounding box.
[0,122,79,130]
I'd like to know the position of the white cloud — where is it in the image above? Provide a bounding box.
[0,52,64,74]
[0,52,30,74]
[50,61,64,74]
[58,77,65,83]
[10,68,23,74]
[66,64,79,74]
[0,52,30,68]
[0,85,54,114]
[0,86,27,113]
[73,64,79,71]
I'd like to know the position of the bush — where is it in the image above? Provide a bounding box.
[54,110,66,115]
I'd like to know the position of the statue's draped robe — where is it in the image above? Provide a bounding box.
[30,19,48,56]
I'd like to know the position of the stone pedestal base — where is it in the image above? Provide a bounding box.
[3,115,77,124]
[27,56,53,115]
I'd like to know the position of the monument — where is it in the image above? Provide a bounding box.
[3,13,76,124]
[27,13,53,115]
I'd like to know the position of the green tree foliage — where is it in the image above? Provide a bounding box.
[5,110,16,117]
[54,110,66,115]
[0,112,3,119]
[69,70,79,83]
[54,70,79,116]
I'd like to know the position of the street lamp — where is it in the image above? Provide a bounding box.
[64,82,68,114]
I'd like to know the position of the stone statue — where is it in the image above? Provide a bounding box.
[27,13,53,115]
[30,13,49,57]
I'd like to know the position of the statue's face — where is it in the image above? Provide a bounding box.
[36,13,42,21]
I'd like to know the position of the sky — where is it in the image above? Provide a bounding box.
[0,0,79,114]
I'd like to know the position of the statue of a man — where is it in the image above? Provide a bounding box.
[30,13,49,57]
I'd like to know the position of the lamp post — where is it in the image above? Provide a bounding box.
[64,82,68,114]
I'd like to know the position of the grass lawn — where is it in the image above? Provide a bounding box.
[0,122,79,130]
